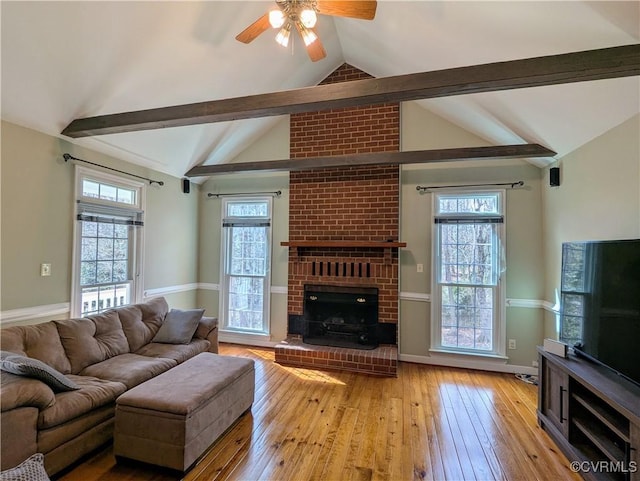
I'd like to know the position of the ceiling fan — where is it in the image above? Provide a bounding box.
[235,0,377,62]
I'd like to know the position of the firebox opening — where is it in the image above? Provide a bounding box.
[303,284,379,350]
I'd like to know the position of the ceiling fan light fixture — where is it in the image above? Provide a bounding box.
[236,0,378,61]
[299,8,317,28]
[298,23,318,46]
[275,23,291,47]
[269,9,285,28]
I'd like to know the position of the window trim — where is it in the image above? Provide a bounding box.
[219,196,273,335]
[71,166,146,317]
[430,189,507,358]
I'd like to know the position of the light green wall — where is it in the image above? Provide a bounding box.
[399,102,546,367]
[192,103,549,364]
[400,162,545,366]
[10,104,625,369]
[144,175,199,293]
[1,122,75,310]
[196,118,290,341]
[1,121,199,319]
[541,114,640,339]
[401,101,491,150]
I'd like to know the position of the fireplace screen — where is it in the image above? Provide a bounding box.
[303,285,379,350]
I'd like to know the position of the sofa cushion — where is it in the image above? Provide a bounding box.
[117,297,168,352]
[0,352,78,392]
[152,309,204,344]
[134,339,210,364]
[0,323,71,374]
[54,310,129,374]
[37,376,126,430]
[37,404,114,454]
[0,453,50,481]
[79,353,176,389]
[0,372,55,412]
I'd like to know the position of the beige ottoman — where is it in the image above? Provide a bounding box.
[114,352,255,471]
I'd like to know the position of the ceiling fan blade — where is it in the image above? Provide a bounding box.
[306,34,327,62]
[293,23,327,62]
[235,13,272,44]
[316,0,377,20]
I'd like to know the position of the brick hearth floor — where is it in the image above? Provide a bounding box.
[275,336,398,377]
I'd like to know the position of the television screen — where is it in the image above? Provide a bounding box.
[560,239,640,387]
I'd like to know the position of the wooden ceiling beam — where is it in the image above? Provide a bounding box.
[61,44,640,138]
[185,144,556,177]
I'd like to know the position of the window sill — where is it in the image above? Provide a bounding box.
[218,329,276,348]
[220,328,270,338]
[429,348,508,362]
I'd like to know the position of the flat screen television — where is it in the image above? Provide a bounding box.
[560,238,640,388]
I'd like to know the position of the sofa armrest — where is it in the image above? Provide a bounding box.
[194,316,219,354]
[1,371,55,412]
[1,407,39,470]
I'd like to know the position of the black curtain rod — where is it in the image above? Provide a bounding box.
[207,190,281,198]
[63,153,164,186]
[416,181,524,192]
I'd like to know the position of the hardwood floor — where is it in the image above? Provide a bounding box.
[58,344,580,481]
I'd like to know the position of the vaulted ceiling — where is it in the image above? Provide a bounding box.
[2,1,638,179]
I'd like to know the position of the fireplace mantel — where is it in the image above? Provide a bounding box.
[282,241,406,263]
[281,241,406,248]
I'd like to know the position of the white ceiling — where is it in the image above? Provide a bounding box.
[2,1,638,179]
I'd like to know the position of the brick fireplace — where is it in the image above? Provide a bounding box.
[275,65,401,376]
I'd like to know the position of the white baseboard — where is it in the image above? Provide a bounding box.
[401,293,552,312]
[506,298,544,309]
[399,353,538,376]
[145,283,286,295]
[542,300,560,314]
[216,336,538,376]
[400,291,431,302]
[0,303,70,325]
[144,283,200,298]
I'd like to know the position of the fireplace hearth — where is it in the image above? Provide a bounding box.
[303,285,378,350]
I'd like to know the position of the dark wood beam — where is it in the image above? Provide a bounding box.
[61,44,640,138]
[185,144,556,177]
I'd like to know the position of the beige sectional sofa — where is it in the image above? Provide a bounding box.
[0,297,219,476]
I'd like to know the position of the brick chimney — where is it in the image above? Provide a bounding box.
[286,64,401,334]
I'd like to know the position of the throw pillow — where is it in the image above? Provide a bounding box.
[0,353,79,392]
[152,308,205,344]
[0,453,50,481]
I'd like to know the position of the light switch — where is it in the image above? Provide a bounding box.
[41,263,51,277]
[417,263,424,273]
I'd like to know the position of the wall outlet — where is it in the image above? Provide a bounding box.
[532,360,539,368]
[508,339,516,350]
[417,263,424,273]
[41,263,51,277]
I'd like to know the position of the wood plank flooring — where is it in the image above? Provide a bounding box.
[58,344,580,481]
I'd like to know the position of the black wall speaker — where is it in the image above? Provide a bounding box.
[550,167,560,187]
[182,178,190,194]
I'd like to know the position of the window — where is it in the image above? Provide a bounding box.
[560,242,591,346]
[72,167,145,317]
[431,191,506,356]
[220,198,272,334]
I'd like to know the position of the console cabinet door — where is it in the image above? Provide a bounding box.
[541,355,570,437]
